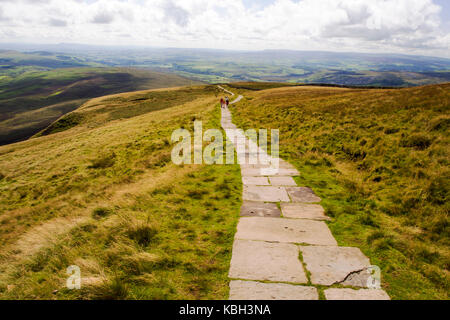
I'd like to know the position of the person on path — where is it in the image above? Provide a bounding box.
[225,96,230,107]
[220,98,225,109]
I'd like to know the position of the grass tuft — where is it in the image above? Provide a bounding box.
[91,277,129,300]
[92,207,113,219]
[400,134,433,150]
[127,223,159,247]
[89,154,116,169]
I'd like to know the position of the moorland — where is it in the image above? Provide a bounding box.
[227,82,450,300]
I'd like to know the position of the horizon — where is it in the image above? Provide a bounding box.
[1,42,450,61]
[0,0,449,58]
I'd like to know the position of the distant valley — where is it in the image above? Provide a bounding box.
[0,54,198,145]
[0,45,449,145]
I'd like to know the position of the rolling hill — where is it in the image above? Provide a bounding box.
[0,67,199,145]
[1,47,449,147]
[1,46,449,86]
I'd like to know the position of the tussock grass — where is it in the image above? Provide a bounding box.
[230,83,450,299]
[92,207,113,219]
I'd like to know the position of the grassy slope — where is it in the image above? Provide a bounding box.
[0,67,198,145]
[0,85,241,299]
[228,83,449,300]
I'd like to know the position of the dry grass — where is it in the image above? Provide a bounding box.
[0,85,241,300]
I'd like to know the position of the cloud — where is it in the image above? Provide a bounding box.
[91,11,115,24]
[0,0,447,57]
[163,0,190,27]
[49,18,67,27]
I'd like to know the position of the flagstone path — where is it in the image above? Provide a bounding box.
[220,87,390,300]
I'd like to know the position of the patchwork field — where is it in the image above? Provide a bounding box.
[228,82,449,300]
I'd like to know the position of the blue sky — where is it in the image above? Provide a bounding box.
[243,0,276,10]
[0,0,448,57]
[244,0,449,29]
[435,0,450,30]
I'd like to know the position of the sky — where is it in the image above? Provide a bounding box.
[0,0,449,58]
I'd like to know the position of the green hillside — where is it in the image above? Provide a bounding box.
[0,67,198,145]
[228,83,450,299]
[0,85,241,299]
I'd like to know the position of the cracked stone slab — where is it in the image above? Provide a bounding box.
[324,288,390,300]
[240,202,281,217]
[243,186,290,202]
[286,187,321,203]
[300,246,371,286]
[229,240,308,283]
[229,281,318,300]
[341,268,378,287]
[235,217,337,245]
[281,203,330,221]
[269,176,297,186]
[241,167,300,177]
[242,176,270,186]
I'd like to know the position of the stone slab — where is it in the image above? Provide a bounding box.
[242,176,270,186]
[235,217,337,246]
[300,246,371,286]
[240,164,269,169]
[237,155,261,166]
[260,158,297,169]
[286,187,321,203]
[229,281,318,300]
[243,186,290,202]
[241,167,300,177]
[269,176,297,186]
[229,240,308,283]
[324,288,390,300]
[240,202,281,217]
[281,203,330,221]
[240,168,267,176]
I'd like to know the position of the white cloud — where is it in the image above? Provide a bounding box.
[0,0,448,57]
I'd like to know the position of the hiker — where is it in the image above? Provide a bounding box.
[220,98,225,108]
[225,96,230,107]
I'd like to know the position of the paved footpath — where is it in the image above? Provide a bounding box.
[220,88,390,300]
